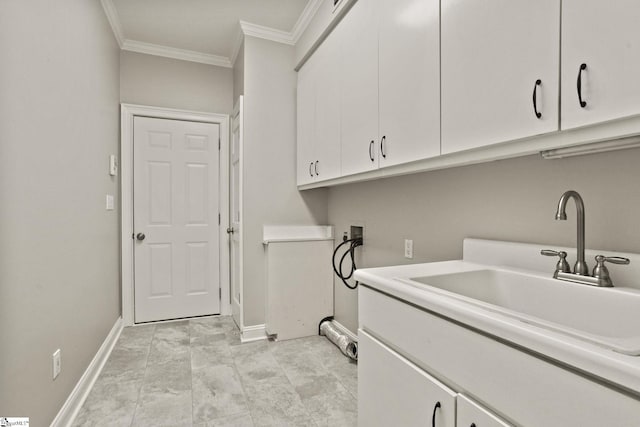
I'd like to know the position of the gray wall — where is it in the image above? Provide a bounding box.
[120,50,233,114]
[0,0,121,424]
[242,36,329,326]
[328,149,640,333]
[233,42,245,101]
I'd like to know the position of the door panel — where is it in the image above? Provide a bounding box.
[358,330,457,427]
[134,116,220,323]
[441,0,560,154]
[561,0,640,130]
[339,0,379,176]
[378,0,441,166]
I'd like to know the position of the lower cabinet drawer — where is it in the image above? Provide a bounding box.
[358,330,456,427]
[457,394,512,427]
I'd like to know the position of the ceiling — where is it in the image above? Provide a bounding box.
[104,0,315,66]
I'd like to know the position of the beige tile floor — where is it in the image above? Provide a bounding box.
[73,316,357,427]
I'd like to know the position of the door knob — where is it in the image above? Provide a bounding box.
[226,227,235,234]
[136,233,146,241]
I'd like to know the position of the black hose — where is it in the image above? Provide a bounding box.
[332,237,363,290]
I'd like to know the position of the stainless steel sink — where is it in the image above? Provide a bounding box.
[405,269,640,355]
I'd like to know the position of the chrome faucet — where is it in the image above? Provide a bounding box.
[542,190,631,287]
[555,190,589,275]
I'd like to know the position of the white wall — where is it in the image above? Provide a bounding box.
[328,149,640,333]
[120,51,233,114]
[242,36,329,326]
[0,1,121,424]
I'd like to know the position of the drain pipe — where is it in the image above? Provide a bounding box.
[318,317,358,361]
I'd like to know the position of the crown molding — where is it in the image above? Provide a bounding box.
[291,0,323,43]
[239,21,296,45]
[122,40,232,68]
[100,0,324,68]
[100,0,124,47]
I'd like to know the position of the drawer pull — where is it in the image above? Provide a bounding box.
[431,401,441,427]
[369,140,375,162]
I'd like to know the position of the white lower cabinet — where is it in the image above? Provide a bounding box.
[359,286,640,427]
[457,395,512,427]
[358,331,456,427]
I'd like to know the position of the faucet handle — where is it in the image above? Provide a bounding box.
[592,255,630,287]
[541,249,571,278]
[595,255,630,265]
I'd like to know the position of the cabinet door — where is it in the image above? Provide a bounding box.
[296,53,316,186]
[339,0,379,176]
[314,33,341,181]
[457,394,513,427]
[561,0,640,130]
[378,0,440,167]
[359,331,456,427]
[441,0,560,154]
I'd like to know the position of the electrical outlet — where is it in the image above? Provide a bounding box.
[53,349,61,380]
[404,239,413,259]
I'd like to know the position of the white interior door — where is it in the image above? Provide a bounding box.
[230,97,243,329]
[133,116,221,323]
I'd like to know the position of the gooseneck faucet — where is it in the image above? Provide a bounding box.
[555,190,589,275]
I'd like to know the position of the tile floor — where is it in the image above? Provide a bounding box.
[73,316,357,427]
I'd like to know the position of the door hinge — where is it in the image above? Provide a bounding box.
[219,288,222,299]
[218,213,221,225]
[218,138,221,150]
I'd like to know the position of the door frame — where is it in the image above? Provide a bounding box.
[230,96,244,332]
[120,103,230,326]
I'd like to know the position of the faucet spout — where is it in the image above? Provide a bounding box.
[555,190,588,275]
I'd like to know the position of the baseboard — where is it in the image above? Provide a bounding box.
[331,319,358,342]
[241,324,267,343]
[50,317,124,427]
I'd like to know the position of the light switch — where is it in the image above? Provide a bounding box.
[106,194,114,210]
[109,155,118,176]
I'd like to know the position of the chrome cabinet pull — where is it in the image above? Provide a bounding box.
[369,140,374,162]
[380,135,387,158]
[309,161,314,177]
[314,160,319,176]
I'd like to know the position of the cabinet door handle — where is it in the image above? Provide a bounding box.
[369,140,375,162]
[577,63,587,108]
[532,79,542,119]
[470,424,476,427]
[431,401,441,427]
[314,160,319,176]
[380,135,386,158]
[309,161,314,177]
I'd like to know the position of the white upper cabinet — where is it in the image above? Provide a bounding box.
[296,52,316,186]
[313,33,341,181]
[378,0,440,167]
[296,35,341,186]
[441,0,560,155]
[339,0,379,176]
[561,0,640,130]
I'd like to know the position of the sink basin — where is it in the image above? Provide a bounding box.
[405,269,640,355]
